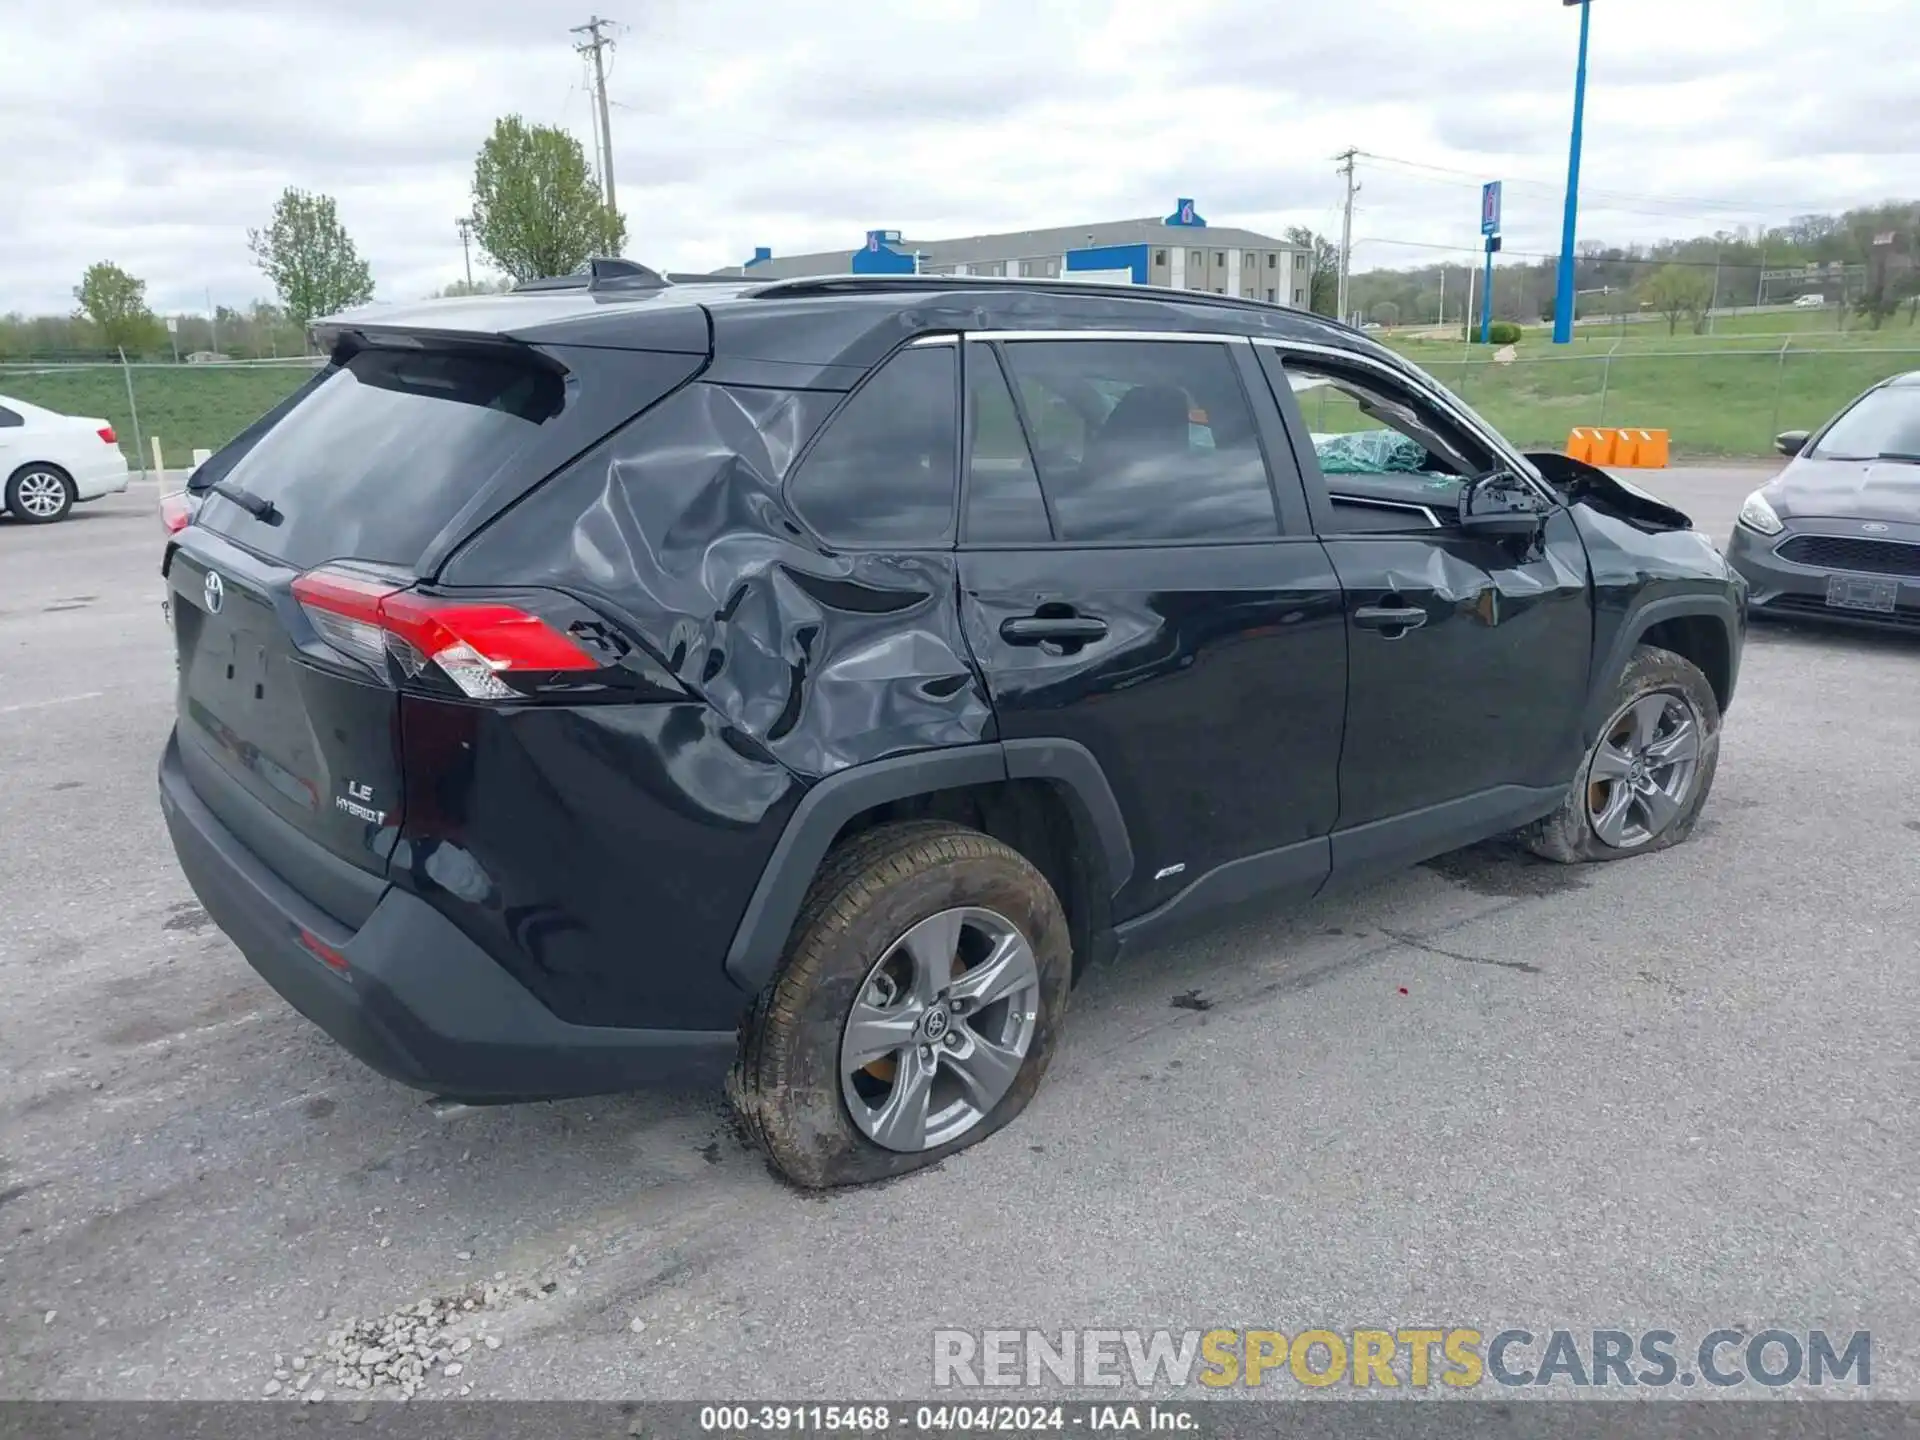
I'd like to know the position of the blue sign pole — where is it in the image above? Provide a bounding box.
[1553,0,1594,345]
[1480,181,1502,344]
[1481,239,1496,343]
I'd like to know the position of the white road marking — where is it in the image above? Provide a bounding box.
[128,1010,268,1053]
[0,691,105,715]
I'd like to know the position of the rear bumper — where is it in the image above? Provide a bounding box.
[1727,522,1920,636]
[71,451,131,501]
[158,734,736,1101]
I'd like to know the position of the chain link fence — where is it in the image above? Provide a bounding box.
[1302,343,1920,458]
[6,344,1920,472]
[0,356,322,475]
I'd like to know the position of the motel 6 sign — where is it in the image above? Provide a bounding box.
[1481,182,1503,238]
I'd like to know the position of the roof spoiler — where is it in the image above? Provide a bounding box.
[512,257,670,293]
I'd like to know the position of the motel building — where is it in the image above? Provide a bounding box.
[721,199,1315,307]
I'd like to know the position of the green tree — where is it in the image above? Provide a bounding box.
[1856,239,1915,330]
[1856,283,1901,330]
[1285,226,1340,315]
[433,278,514,297]
[72,261,161,353]
[247,188,375,332]
[1637,264,1713,335]
[471,116,625,282]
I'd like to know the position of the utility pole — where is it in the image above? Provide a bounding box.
[456,217,475,289]
[207,287,218,353]
[572,15,619,253]
[1335,148,1359,326]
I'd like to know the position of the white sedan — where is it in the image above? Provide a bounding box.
[0,392,131,523]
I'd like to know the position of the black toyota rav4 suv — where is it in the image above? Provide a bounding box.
[159,261,1745,1187]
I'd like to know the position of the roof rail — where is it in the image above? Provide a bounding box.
[512,257,669,294]
[740,272,1372,336]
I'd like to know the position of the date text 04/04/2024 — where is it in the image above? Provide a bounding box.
[697,1404,1198,1432]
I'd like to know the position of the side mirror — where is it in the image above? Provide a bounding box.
[1460,509,1545,539]
[1775,430,1810,457]
[1459,474,1546,540]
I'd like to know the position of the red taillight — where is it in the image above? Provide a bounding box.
[297,928,350,974]
[291,564,598,700]
[98,425,117,445]
[159,490,199,534]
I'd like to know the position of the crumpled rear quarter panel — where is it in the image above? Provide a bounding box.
[412,380,993,1027]
[446,380,992,775]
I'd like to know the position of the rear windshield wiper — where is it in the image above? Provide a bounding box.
[193,477,281,523]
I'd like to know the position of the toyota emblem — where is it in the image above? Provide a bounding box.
[203,569,225,614]
[1861,522,1890,534]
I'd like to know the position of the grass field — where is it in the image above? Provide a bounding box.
[1371,346,1918,456]
[5,316,1920,464]
[0,362,315,462]
[1348,316,1920,455]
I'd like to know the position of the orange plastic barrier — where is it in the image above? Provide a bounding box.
[1566,427,1613,465]
[1630,429,1670,467]
[1565,427,1669,468]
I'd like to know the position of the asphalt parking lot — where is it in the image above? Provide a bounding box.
[3,465,1918,1402]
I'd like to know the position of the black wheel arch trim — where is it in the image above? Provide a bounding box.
[722,740,1133,997]
[1585,592,1742,743]
[1000,738,1134,894]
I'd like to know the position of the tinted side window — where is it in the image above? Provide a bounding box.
[999,340,1278,543]
[964,345,1051,544]
[789,345,958,547]
[0,405,22,428]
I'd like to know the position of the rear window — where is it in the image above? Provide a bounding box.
[198,347,566,568]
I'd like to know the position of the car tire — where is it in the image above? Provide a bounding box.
[1523,644,1722,864]
[5,465,76,524]
[728,819,1072,1189]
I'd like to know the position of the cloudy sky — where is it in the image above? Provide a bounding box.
[2,0,1914,316]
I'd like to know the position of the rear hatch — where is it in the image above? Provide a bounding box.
[164,334,706,916]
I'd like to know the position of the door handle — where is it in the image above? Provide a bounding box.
[1354,605,1429,635]
[1000,615,1110,645]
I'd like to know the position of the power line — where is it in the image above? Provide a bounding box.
[1359,168,1806,229]
[1356,149,1816,211]
[1359,164,1763,222]
[1353,150,1841,221]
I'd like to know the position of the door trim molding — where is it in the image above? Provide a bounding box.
[1327,784,1566,887]
[1113,835,1330,954]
